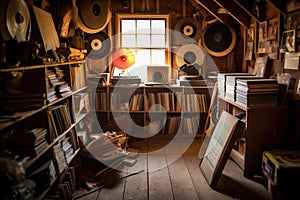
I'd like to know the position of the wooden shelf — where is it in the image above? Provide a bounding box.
[0,60,88,198]
[218,96,288,179]
[94,84,214,135]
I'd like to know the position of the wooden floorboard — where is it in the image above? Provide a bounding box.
[74,137,272,200]
[148,140,173,200]
[123,140,148,200]
[183,140,233,200]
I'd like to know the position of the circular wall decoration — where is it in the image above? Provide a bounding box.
[77,0,112,34]
[174,17,201,44]
[0,0,31,42]
[175,43,205,68]
[202,23,236,57]
[85,31,111,60]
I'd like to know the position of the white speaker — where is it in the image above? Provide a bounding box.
[147,65,170,83]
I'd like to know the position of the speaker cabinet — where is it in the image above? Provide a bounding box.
[202,23,236,57]
[147,66,170,83]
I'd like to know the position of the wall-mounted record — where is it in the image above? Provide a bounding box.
[174,17,201,44]
[202,23,236,57]
[0,0,31,42]
[77,0,112,34]
[85,31,111,60]
[175,44,205,68]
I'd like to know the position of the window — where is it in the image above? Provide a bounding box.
[114,14,171,82]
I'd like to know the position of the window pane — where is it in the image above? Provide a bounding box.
[125,50,150,82]
[122,20,136,34]
[122,35,136,47]
[151,35,165,48]
[136,50,150,66]
[137,35,150,47]
[137,20,150,34]
[151,20,165,34]
[151,49,166,64]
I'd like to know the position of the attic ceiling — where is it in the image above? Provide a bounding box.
[189,0,272,28]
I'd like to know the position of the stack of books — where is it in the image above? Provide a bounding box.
[0,93,47,111]
[236,79,279,107]
[225,75,260,101]
[27,159,56,197]
[6,128,48,159]
[217,73,251,97]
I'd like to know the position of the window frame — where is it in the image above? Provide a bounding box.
[115,13,171,71]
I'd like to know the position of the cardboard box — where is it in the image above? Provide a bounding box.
[262,150,300,200]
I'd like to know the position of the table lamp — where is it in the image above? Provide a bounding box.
[112,48,135,76]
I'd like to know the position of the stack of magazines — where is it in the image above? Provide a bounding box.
[236,79,279,107]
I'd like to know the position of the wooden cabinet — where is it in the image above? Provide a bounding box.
[0,61,87,199]
[93,84,214,137]
[218,96,288,179]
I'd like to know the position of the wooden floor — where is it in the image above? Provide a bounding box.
[74,137,272,200]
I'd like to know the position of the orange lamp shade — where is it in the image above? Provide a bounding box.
[112,48,135,70]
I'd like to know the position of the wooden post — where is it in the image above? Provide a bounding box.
[131,0,134,13]
[182,0,186,17]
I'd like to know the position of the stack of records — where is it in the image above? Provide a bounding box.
[225,75,261,101]
[236,79,279,107]
[217,73,251,97]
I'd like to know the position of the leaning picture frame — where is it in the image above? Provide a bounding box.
[253,55,268,77]
[200,111,245,188]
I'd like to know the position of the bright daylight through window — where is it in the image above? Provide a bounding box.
[114,14,170,82]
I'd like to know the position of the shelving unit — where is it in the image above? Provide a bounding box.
[93,84,214,137]
[0,61,88,199]
[218,96,288,179]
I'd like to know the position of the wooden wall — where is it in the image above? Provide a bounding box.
[21,0,300,149]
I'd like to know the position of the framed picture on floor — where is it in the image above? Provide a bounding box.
[200,111,245,188]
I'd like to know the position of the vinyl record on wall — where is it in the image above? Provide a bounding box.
[0,0,31,42]
[175,44,205,67]
[174,17,201,44]
[202,23,236,57]
[77,0,112,34]
[85,31,111,60]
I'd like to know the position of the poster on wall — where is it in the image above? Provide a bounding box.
[245,28,254,60]
[280,30,296,53]
[285,12,300,43]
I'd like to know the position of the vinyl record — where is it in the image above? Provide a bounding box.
[175,17,201,42]
[281,153,300,163]
[85,31,111,60]
[175,44,205,68]
[0,0,31,42]
[202,23,236,57]
[78,0,112,34]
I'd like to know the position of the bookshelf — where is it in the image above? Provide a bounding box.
[217,96,288,179]
[0,61,88,199]
[93,84,214,137]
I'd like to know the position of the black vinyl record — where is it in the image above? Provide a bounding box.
[174,17,201,44]
[202,23,236,57]
[77,0,111,33]
[85,31,111,60]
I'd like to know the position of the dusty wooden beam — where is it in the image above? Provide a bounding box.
[183,0,186,17]
[191,0,228,24]
[233,0,260,22]
[213,0,251,28]
[156,0,159,13]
